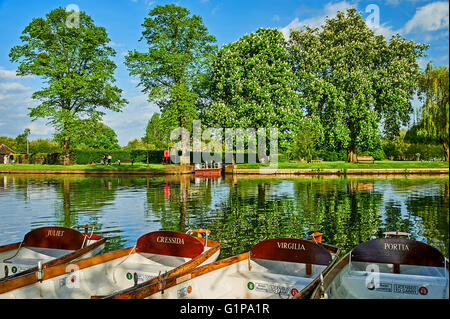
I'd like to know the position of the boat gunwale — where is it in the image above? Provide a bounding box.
[0,242,21,254]
[0,239,125,295]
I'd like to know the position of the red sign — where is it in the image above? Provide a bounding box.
[419,287,428,295]
[291,288,299,296]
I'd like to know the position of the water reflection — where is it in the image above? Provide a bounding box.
[0,174,448,259]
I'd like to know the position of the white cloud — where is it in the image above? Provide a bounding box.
[103,93,159,145]
[0,68,18,80]
[279,1,355,40]
[402,2,449,34]
[0,82,30,93]
[0,67,33,80]
[27,121,55,135]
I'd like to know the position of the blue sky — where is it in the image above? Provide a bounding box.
[0,0,448,145]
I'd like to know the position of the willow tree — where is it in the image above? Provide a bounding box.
[289,8,427,162]
[203,28,301,151]
[416,64,449,161]
[9,7,126,165]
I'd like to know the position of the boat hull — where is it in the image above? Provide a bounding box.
[194,168,222,178]
[310,238,450,299]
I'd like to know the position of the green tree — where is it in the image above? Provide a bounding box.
[289,8,427,162]
[416,64,449,161]
[288,115,324,162]
[29,138,60,153]
[0,136,17,151]
[204,28,301,151]
[55,119,120,150]
[125,4,216,136]
[124,138,147,150]
[144,113,168,150]
[14,128,31,153]
[9,7,127,165]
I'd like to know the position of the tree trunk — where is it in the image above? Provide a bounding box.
[443,139,449,162]
[63,137,71,166]
[346,146,357,163]
[180,116,190,165]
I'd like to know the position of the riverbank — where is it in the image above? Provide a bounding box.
[229,161,449,175]
[0,163,194,175]
[0,161,448,175]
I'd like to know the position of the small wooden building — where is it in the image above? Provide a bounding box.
[0,144,15,164]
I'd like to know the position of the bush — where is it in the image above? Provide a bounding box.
[358,148,386,160]
[317,149,347,161]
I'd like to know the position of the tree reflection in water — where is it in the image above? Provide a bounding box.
[0,174,448,259]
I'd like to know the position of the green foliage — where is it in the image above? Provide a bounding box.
[125,4,216,131]
[204,28,301,151]
[0,136,17,151]
[14,128,31,153]
[73,150,165,164]
[9,7,127,164]
[317,149,347,162]
[54,119,120,151]
[124,139,147,150]
[416,64,449,160]
[383,129,445,160]
[287,115,324,161]
[144,113,169,150]
[29,139,60,153]
[289,8,427,161]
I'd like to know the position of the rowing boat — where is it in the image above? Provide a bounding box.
[0,229,220,298]
[103,232,339,299]
[309,232,449,299]
[0,225,105,280]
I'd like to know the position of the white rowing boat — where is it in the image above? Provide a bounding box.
[310,233,449,299]
[0,229,220,299]
[104,233,339,299]
[0,225,105,280]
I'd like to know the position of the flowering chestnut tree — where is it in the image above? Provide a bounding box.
[203,28,301,151]
[289,8,427,162]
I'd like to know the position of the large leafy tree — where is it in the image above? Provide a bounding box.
[416,64,449,161]
[54,119,120,150]
[9,7,127,165]
[125,4,216,134]
[203,28,301,151]
[289,8,427,162]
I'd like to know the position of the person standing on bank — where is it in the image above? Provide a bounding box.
[103,155,106,165]
[9,153,14,164]
[107,154,112,165]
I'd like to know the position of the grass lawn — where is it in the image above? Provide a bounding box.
[1,161,448,171]
[236,160,449,169]
[0,163,172,171]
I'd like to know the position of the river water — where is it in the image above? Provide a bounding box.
[0,174,448,259]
